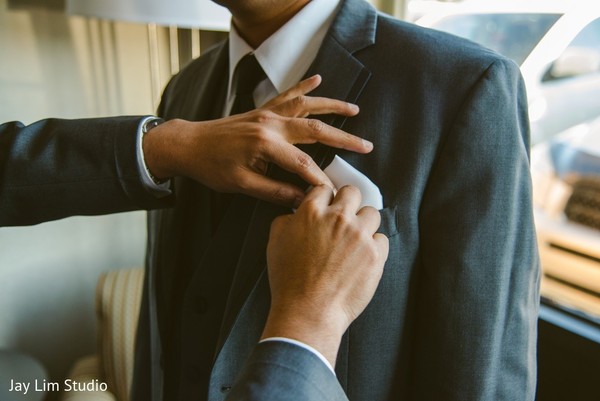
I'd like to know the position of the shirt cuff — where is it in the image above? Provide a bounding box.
[259,337,335,374]
[136,116,172,196]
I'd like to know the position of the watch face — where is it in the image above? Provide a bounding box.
[143,118,164,134]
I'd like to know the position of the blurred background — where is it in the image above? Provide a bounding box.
[0,0,598,400]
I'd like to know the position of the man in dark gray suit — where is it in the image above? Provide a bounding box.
[134,0,540,400]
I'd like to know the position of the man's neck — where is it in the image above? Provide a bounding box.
[231,0,311,48]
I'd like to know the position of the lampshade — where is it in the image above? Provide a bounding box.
[66,0,231,31]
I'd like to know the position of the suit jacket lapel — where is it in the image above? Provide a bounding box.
[215,0,379,359]
[166,38,229,237]
[154,40,230,366]
[159,40,229,122]
[167,39,230,205]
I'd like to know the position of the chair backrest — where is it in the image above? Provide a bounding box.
[95,267,144,401]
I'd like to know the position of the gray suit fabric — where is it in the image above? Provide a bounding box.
[0,117,172,226]
[132,0,540,400]
[226,341,348,401]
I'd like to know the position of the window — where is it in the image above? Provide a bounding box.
[432,13,561,65]
[545,18,600,81]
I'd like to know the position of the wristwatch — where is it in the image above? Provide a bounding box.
[142,116,165,134]
[141,117,167,185]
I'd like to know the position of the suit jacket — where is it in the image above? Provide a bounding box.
[132,0,540,400]
[0,117,171,226]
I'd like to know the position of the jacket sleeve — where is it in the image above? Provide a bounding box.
[413,58,540,400]
[226,341,349,401]
[0,117,173,226]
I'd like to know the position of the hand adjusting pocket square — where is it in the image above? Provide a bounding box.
[323,155,383,209]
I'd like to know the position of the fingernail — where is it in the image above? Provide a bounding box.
[362,139,373,150]
[349,103,360,113]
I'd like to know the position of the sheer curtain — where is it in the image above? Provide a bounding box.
[370,0,409,19]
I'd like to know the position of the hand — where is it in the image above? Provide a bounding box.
[143,75,372,207]
[262,185,389,366]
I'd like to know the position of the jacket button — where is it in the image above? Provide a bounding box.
[220,385,231,393]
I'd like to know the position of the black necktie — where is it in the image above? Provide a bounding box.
[211,54,267,232]
[229,53,267,115]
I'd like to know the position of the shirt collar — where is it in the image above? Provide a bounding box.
[228,0,341,97]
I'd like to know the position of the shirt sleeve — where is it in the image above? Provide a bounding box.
[259,337,335,374]
[136,116,172,196]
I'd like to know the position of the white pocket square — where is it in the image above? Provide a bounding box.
[323,155,383,209]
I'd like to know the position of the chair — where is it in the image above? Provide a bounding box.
[61,267,144,401]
